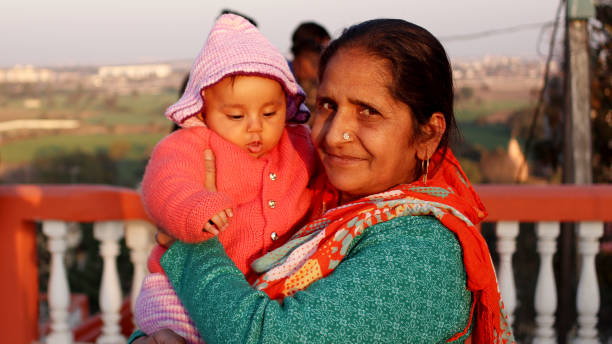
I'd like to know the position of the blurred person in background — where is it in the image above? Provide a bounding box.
[290,22,330,116]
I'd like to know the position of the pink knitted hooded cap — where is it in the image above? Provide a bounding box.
[166,14,310,127]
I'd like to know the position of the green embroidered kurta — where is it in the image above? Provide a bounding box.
[130,215,472,343]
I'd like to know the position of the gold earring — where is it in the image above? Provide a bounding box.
[422,156,429,185]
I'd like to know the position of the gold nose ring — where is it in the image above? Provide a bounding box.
[343,132,351,141]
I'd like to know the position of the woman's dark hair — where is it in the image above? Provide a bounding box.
[319,19,458,157]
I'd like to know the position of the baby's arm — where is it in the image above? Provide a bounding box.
[141,127,234,243]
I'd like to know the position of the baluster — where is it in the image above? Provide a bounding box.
[125,220,155,319]
[496,221,519,326]
[64,222,83,269]
[43,220,73,344]
[533,221,560,344]
[575,221,603,344]
[94,221,126,344]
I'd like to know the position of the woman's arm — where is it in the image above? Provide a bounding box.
[163,216,472,344]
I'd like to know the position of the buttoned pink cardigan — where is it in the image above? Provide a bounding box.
[141,124,317,278]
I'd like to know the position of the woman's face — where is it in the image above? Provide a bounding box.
[311,48,421,202]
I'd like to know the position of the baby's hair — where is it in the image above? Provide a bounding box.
[228,75,238,87]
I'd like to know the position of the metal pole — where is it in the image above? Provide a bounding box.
[560,1,594,343]
[565,18,593,185]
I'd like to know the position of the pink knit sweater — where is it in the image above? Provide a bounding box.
[141,124,318,278]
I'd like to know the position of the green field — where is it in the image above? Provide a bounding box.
[455,99,532,122]
[457,121,513,151]
[453,97,533,152]
[0,89,176,123]
[0,92,531,173]
[0,132,165,164]
[86,93,177,125]
[0,88,179,166]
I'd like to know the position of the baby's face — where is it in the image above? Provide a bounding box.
[203,76,287,158]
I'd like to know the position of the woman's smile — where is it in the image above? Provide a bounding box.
[321,149,367,166]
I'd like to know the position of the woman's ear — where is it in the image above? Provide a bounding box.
[416,112,446,160]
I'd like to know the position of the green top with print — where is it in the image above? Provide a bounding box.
[130,215,472,343]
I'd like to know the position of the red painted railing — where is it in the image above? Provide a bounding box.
[0,185,149,344]
[1,184,611,343]
[476,185,612,221]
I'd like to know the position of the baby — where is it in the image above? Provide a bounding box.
[133,14,330,343]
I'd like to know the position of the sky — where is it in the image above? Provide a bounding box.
[0,0,562,67]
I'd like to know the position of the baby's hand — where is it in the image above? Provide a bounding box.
[203,208,233,235]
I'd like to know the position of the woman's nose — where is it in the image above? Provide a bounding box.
[324,110,353,146]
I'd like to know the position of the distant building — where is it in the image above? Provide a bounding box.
[97,64,172,80]
[23,98,42,109]
[452,56,548,81]
[0,65,54,83]
[0,119,79,132]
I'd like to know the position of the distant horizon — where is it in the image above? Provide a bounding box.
[0,53,550,70]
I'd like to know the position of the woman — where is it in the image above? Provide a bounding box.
[134,19,514,343]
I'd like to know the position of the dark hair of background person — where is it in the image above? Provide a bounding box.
[219,9,258,27]
[291,22,330,56]
[319,19,459,164]
[292,39,325,58]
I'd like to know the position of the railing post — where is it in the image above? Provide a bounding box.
[94,221,126,344]
[575,221,603,344]
[125,220,155,323]
[43,220,73,344]
[533,221,559,344]
[496,221,519,326]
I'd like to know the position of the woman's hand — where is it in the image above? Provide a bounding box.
[201,149,233,235]
[132,329,187,344]
[154,148,232,242]
[155,230,175,248]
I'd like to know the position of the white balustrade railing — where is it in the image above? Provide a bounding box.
[125,220,156,324]
[575,222,604,344]
[41,219,156,344]
[39,218,607,343]
[492,220,606,344]
[533,221,559,344]
[43,221,72,344]
[94,221,126,344]
[496,221,519,327]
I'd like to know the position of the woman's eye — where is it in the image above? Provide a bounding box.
[317,100,335,112]
[359,107,380,117]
